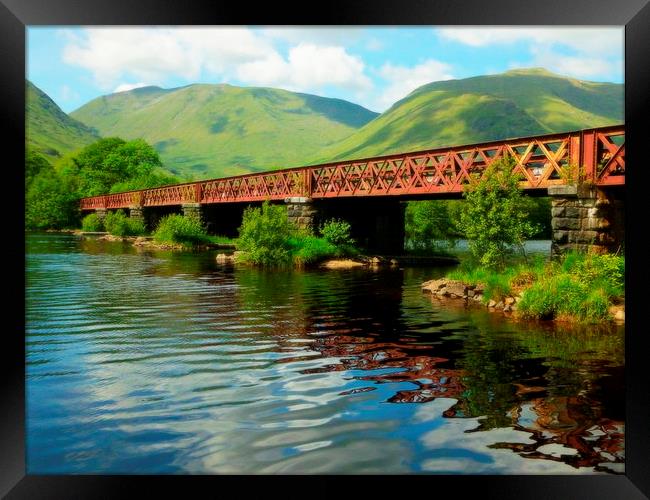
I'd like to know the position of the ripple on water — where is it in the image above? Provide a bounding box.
[26,234,625,474]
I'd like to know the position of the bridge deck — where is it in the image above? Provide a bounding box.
[80,125,625,210]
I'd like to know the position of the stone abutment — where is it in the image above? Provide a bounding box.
[548,185,624,258]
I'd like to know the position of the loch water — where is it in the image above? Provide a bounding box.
[26,233,624,474]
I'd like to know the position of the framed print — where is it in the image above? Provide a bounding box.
[4,0,650,497]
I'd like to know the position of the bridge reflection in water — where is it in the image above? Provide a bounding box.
[231,266,625,474]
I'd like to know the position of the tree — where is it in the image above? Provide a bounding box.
[109,171,178,193]
[26,137,173,230]
[458,155,538,268]
[26,169,79,229]
[25,149,53,191]
[61,137,163,197]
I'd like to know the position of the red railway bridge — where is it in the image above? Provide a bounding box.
[80,125,625,255]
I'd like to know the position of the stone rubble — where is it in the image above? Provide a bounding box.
[421,278,521,314]
[422,277,624,322]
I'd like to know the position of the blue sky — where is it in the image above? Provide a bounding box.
[27,27,624,113]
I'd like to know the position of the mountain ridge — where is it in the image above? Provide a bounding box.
[70,83,379,178]
[308,68,623,163]
[26,80,100,160]
[28,69,623,179]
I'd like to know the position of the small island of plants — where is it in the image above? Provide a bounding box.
[235,201,359,267]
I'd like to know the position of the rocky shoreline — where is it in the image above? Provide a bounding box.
[422,278,520,312]
[422,277,624,323]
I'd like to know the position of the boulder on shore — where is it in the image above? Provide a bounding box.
[216,251,244,264]
[320,259,365,269]
[422,278,469,298]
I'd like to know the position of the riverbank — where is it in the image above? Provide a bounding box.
[76,231,459,267]
[77,231,237,251]
[422,252,625,323]
[215,253,459,269]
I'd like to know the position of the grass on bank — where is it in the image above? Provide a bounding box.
[152,214,236,248]
[447,251,624,322]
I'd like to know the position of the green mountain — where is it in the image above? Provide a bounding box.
[26,81,100,159]
[311,68,623,163]
[70,84,379,178]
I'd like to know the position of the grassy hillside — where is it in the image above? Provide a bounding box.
[71,84,378,178]
[311,68,623,163]
[26,80,100,159]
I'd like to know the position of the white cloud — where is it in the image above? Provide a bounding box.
[236,43,372,92]
[60,84,79,101]
[113,82,151,93]
[377,59,455,109]
[507,47,619,80]
[365,37,384,52]
[61,27,372,96]
[261,27,366,46]
[61,27,274,90]
[438,27,622,56]
[438,27,623,81]
[418,411,595,474]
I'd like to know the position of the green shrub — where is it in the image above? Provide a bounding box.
[576,288,611,320]
[81,213,105,232]
[319,219,354,246]
[483,273,513,302]
[289,236,338,266]
[207,235,237,246]
[235,202,360,267]
[126,218,146,236]
[153,214,209,246]
[104,210,146,237]
[236,201,293,266]
[449,265,516,302]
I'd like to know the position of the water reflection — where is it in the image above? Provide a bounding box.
[26,234,624,474]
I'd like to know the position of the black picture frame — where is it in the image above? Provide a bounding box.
[4,1,649,497]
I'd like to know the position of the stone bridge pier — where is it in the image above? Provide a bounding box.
[548,185,624,258]
[94,208,107,222]
[128,205,145,225]
[285,197,406,254]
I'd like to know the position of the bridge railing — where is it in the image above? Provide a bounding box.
[308,125,625,198]
[79,125,624,210]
